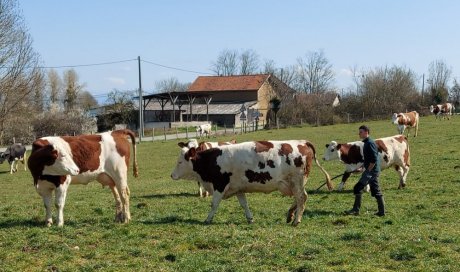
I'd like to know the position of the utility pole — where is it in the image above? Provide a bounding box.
[138,56,144,142]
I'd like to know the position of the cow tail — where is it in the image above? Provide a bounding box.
[121,129,139,178]
[415,112,419,137]
[306,142,333,191]
[404,136,411,167]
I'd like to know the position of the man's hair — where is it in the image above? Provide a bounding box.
[359,125,370,133]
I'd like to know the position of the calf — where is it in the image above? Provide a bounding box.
[391,111,419,137]
[196,123,212,138]
[171,140,332,226]
[0,143,27,174]
[28,129,138,227]
[430,103,455,120]
[323,135,410,190]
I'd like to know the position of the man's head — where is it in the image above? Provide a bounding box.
[358,125,370,139]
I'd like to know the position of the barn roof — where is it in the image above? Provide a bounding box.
[188,74,270,92]
[145,101,257,115]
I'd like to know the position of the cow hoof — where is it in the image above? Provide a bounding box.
[247,218,254,224]
[46,220,53,227]
[291,221,300,227]
[286,214,294,224]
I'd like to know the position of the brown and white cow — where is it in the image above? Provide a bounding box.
[171,140,332,226]
[28,129,138,227]
[430,103,455,120]
[323,135,410,190]
[391,111,419,137]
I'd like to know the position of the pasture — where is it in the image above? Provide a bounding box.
[1,116,459,271]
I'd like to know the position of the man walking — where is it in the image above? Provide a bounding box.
[345,125,385,216]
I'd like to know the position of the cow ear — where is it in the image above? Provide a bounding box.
[178,142,187,148]
[230,139,236,144]
[325,144,329,148]
[51,149,58,159]
[337,144,341,149]
[188,147,197,159]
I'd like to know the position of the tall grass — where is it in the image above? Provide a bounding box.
[1,116,459,271]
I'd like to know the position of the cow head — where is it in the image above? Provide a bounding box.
[391,113,400,125]
[323,141,341,161]
[0,152,6,164]
[171,141,198,180]
[429,105,434,113]
[28,139,80,176]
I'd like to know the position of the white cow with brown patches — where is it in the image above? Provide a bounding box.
[28,129,138,227]
[171,140,332,226]
[323,135,410,190]
[430,103,455,120]
[195,139,237,197]
[391,111,419,137]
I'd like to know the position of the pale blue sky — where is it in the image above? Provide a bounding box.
[20,0,460,102]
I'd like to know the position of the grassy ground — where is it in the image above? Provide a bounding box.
[0,116,459,271]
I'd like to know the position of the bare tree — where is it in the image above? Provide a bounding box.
[155,77,190,93]
[240,49,259,75]
[450,79,460,110]
[98,89,136,130]
[295,50,335,93]
[210,49,239,76]
[47,69,62,110]
[0,0,43,144]
[427,60,451,104]
[63,68,85,111]
[262,59,297,89]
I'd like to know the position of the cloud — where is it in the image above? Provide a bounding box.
[106,77,126,85]
[338,68,353,77]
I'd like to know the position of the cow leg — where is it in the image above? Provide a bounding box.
[394,165,406,189]
[205,190,223,224]
[97,173,126,223]
[337,172,352,191]
[36,180,56,227]
[116,183,130,223]
[236,193,253,223]
[198,182,209,197]
[109,185,123,221]
[55,176,71,227]
[286,202,296,223]
[292,188,308,226]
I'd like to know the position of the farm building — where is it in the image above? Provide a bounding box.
[141,74,295,128]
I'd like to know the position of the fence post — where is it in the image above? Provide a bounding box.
[186,126,188,139]
[233,124,235,134]
[224,124,227,134]
[176,127,178,139]
[214,124,217,137]
[163,126,166,141]
[152,128,155,142]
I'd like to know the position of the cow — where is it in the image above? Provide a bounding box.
[0,143,27,174]
[196,123,212,138]
[27,129,138,227]
[323,135,410,190]
[194,139,237,197]
[171,140,332,226]
[430,103,455,120]
[391,111,419,137]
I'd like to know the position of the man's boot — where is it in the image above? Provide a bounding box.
[375,195,385,216]
[344,194,362,215]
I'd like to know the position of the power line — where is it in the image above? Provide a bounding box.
[141,59,213,75]
[36,58,137,69]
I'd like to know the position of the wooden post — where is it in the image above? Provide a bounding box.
[163,126,166,141]
[185,126,188,139]
[176,127,178,139]
[152,128,154,142]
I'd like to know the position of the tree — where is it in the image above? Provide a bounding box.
[239,49,259,75]
[262,59,297,89]
[98,89,136,131]
[78,91,98,111]
[295,50,335,94]
[47,69,62,110]
[155,77,190,93]
[450,79,460,110]
[63,68,85,111]
[0,0,44,144]
[427,60,451,104]
[211,49,239,76]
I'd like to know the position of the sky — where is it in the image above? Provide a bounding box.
[19,0,460,103]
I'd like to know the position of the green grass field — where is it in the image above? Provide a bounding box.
[1,116,459,271]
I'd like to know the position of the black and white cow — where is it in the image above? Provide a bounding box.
[171,140,332,226]
[0,143,27,174]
